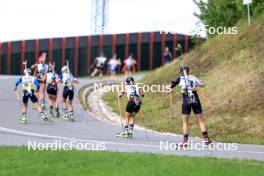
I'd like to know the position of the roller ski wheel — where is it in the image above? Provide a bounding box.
[18,117,26,124]
[60,114,69,120]
[55,112,61,118]
[69,115,75,122]
[49,110,55,118]
[116,132,132,138]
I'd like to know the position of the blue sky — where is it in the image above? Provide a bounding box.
[0,0,204,42]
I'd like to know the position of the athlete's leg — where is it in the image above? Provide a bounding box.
[22,103,27,114]
[91,68,98,77]
[68,99,73,112]
[128,112,136,135]
[62,97,67,112]
[124,112,132,133]
[195,113,206,132]
[99,69,103,79]
[48,94,53,108]
[182,114,190,137]
[195,113,211,144]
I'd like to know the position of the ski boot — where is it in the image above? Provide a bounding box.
[69,112,75,122]
[49,108,54,118]
[116,130,129,138]
[203,137,212,145]
[62,112,69,120]
[40,113,53,123]
[128,129,133,138]
[176,140,189,149]
[18,114,27,124]
[55,111,60,118]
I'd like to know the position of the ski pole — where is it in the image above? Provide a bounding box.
[117,94,124,132]
[140,107,148,139]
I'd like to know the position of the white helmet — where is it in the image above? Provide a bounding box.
[61,66,69,73]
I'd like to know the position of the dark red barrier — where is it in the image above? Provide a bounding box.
[149,32,154,69]
[161,32,166,65]
[21,40,26,74]
[7,42,11,75]
[173,33,177,59]
[125,33,130,59]
[112,34,116,55]
[49,38,53,63]
[87,36,91,74]
[62,38,66,66]
[35,39,39,61]
[99,34,103,53]
[137,32,142,71]
[74,37,79,77]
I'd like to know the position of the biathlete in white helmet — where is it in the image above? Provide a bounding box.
[14,68,51,124]
[60,65,79,122]
[107,53,121,78]
[170,66,212,146]
[46,62,61,118]
[91,52,107,79]
[123,54,136,76]
[31,52,49,109]
[117,76,144,138]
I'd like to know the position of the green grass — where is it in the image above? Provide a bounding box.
[0,147,263,176]
[102,15,264,144]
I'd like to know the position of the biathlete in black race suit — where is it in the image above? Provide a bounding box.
[46,63,61,118]
[14,68,51,124]
[117,76,144,138]
[60,65,80,122]
[170,66,212,146]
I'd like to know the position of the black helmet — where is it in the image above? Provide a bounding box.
[126,76,134,84]
[179,66,189,74]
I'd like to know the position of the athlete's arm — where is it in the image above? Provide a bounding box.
[118,85,126,97]
[195,77,205,87]
[14,78,22,91]
[171,77,180,88]
[74,78,80,84]
[139,88,144,97]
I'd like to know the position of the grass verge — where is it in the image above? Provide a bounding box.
[102,15,264,144]
[0,147,263,176]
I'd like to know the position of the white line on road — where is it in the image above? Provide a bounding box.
[0,126,264,156]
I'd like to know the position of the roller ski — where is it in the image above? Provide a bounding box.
[55,110,61,118]
[61,113,69,120]
[49,108,55,118]
[175,140,190,150]
[116,131,132,138]
[41,113,53,123]
[69,112,75,122]
[203,137,212,145]
[18,114,27,124]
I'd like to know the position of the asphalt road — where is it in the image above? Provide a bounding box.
[0,76,263,161]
